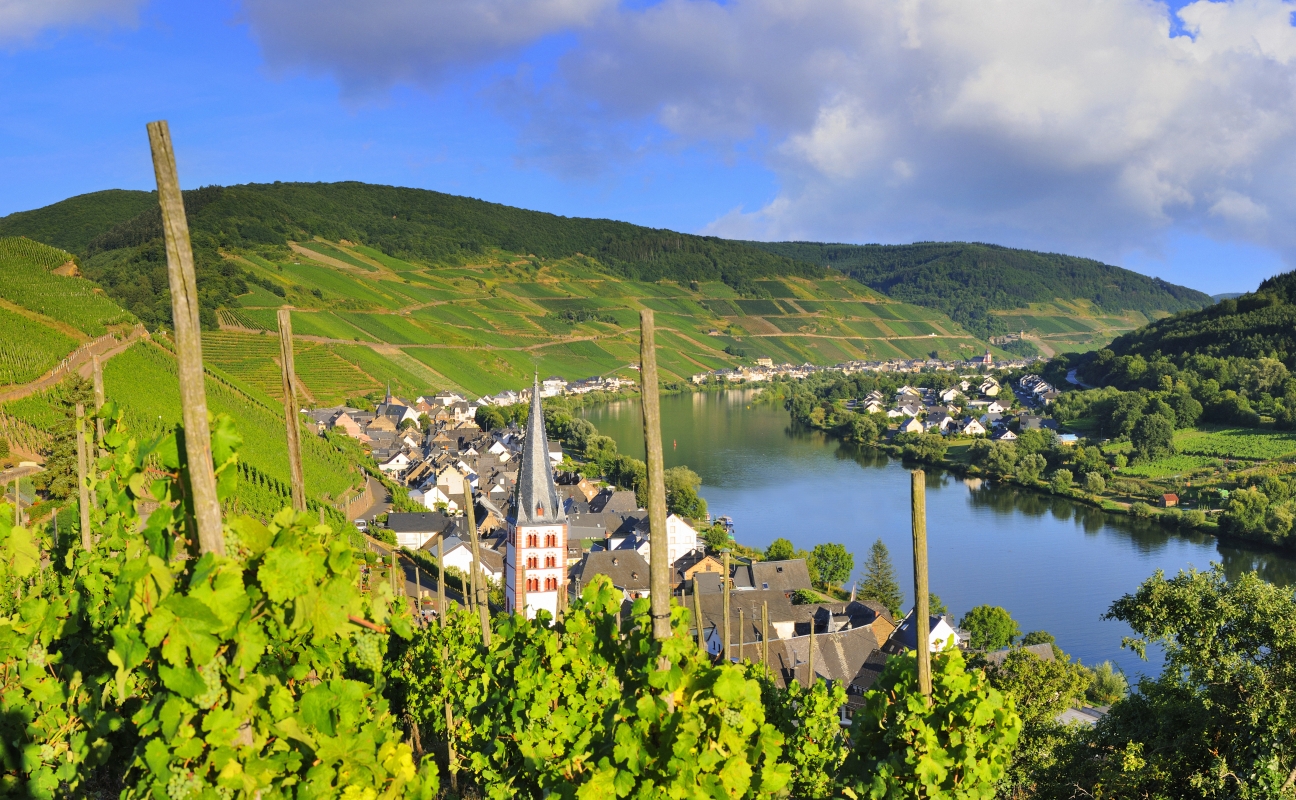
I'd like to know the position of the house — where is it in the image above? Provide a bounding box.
[899,417,924,434]
[664,514,700,567]
[434,535,504,581]
[884,610,964,653]
[939,387,964,404]
[676,552,726,587]
[755,357,774,368]
[961,418,986,436]
[540,376,568,397]
[987,399,1009,413]
[748,559,813,593]
[389,511,461,550]
[571,551,652,601]
[993,429,1018,441]
[1161,493,1179,508]
[377,451,411,474]
[980,378,1000,397]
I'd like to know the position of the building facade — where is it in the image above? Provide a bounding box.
[504,377,569,619]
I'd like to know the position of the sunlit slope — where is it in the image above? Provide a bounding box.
[210,239,1001,401]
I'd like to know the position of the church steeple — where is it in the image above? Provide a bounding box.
[516,374,562,525]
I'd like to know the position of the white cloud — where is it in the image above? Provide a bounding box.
[240,0,1296,269]
[0,0,142,44]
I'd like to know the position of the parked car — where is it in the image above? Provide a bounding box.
[354,519,368,532]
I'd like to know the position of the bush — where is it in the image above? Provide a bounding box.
[1050,469,1074,493]
[1130,501,1154,518]
[1084,471,1106,494]
[1184,509,1207,528]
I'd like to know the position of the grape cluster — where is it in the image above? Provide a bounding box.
[26,640,46,668]
[194,654,228,709]
[352,630,384,673]
[165,769,202,800]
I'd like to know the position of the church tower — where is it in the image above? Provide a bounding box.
[504,376,568,619]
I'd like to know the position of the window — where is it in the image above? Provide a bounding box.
[526,578,539,592]
[544,556,556,568]
[544,577,557,591]
[527,556,538,570]
[545,533,556,548]
[762,582,769,589]
[526,534,538,548]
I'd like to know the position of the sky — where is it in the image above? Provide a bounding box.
[2,0,1295,295]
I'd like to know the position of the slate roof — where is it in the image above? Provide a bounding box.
[571,551,652,592]
[513,375,564,526]
[387,512,461,536]
[750,559,813,592]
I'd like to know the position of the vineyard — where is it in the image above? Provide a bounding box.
[1174,427,1296,461]
[0,306,76,384]
[0,237,135,336]
[0,406,1021,798]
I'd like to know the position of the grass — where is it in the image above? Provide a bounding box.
[1120,455,1219,479]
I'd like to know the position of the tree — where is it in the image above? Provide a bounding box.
[859,539,903,618]
[1016,453,1047,482]
[1131,412,1175,461]
[1085,661,1127,706]
[663,465,708,520]
[928,593,948,617]
[765,537,796,561]
[1044,567,1296,797]
[790,589,820,605]
[840,648,1021,798]
[1084,471,1106,494]
[809,543,853,590]
[959,605,1021,651]
[1020,630,1054,646]
[701,523,732,553]
[1050,469,1073,493]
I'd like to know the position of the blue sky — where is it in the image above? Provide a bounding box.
[3,0,1295,295]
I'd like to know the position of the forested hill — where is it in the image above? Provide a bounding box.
[1106,270,1296,362]
[0,182,824,328]
[744,241,1211,338]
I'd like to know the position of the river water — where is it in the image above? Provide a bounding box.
[580,389,1296,678]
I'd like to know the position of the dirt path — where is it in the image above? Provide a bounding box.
[0,325,149,404]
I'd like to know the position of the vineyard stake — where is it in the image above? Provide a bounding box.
[75,404,91,551]
[692,576,704,650]
[722,550,731,662]
[276,309,306,511]
[146,120,224,556]
[762,601,769,679]
[463,490,491,644]
[436,535,446,629]
[390,548,398,596]
[12,479,19,526]
[638,309,672,642]
[414,564,422,625]
[912,469,932,702]
[92,354,105,455]
[807,621,816,687]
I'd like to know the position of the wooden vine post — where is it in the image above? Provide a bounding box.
[639,309,673,643]
[463,490,491,644]
[436,535,447,628]
[276,309,306,511]
[722,550,732,661]
[75,404,91,551]
[92,354,105,452]
[807,622,815,687]
[761,601,770,679]
[692,576,704,650]
[146,120,224,556]
[912,469,932,702]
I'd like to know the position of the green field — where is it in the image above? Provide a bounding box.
[0,237,135,336]
[1174,427,1296,461]
[1120,455,1220,479]
[0,306,76,384]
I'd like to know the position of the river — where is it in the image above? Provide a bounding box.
[580,389,1296,678]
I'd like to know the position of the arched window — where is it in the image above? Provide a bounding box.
[544,556,556,568]
[527,556,538,570]
[526,534,538,548]
[545,534,556,548]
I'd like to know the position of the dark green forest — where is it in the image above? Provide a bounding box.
[746,241,1210,337]
[0,182,825,329]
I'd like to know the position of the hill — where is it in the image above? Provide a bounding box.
[1105,270,1296,362]
[0,182,829,329]
[744,241,1211,348]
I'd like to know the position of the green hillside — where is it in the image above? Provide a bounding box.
[1106,270,1296,362]
[204,240,997,402]
[745,241,1211,345]
[0,183,828,329]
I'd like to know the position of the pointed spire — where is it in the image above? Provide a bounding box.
[515,374,562,526]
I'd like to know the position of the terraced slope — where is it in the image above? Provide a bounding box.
[209,239,1002,402]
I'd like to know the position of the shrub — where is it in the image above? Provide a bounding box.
[1130,501,1154,518]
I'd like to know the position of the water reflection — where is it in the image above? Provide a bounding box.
[580,390,1296,677]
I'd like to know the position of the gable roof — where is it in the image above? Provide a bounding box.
[571,551,652,591]
[750,559,813,592]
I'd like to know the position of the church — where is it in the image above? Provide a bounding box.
[503,377,569,618]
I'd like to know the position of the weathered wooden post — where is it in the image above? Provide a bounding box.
[912,469,932,701]
[807,621,816,687]
[639,309,672,642]
[762,601,770,679]
[722,550,731,661]
[75,404,91,551]
[146,120,224,556]
[463,491,491,644]
[12,479,19,526]
[692,576,704,650]
[436,535,447,629]
[277,309,306,511]
[390,548,398,596]
[414,565,422,626]
[92,354,105,452]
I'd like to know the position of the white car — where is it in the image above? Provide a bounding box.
[354,519,368,532]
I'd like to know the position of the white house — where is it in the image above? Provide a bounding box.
[961,418,986,436]
[980,379,1000,397]
[438,536,503,581]
[939,387,964,404]
[665,514,700,567]
[889,610,965,653]
[987,399,1010,413]
[377,451,411,474]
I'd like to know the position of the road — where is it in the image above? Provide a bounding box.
[1066,369,1093,389]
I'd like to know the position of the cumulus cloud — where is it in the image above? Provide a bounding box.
[240,0,1296,267]
[0,0,142,44]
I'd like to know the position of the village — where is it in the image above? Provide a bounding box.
[302,363,1092,726]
